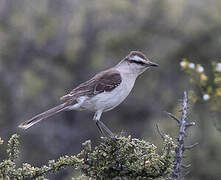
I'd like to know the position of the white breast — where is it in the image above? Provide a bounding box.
[79,72,136,112]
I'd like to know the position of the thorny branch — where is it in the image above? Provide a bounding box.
[156,91,198,180]
[169,91,197,180]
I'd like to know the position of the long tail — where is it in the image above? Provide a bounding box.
[18,103,68,130]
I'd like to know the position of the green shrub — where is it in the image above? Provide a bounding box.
[0,134,175,180]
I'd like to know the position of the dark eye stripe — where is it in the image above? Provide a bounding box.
[130,60,146,66]
[125,58,146,65]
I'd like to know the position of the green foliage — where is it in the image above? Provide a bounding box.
[0,134,176,180]
[77,136,175,180]
[0,134,81,180]
[7,134,20,162]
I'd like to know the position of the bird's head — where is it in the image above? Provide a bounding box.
[118,51,158,75]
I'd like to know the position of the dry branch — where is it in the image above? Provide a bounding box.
[167,91,198,180]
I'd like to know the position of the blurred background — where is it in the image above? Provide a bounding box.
[0,0,221,179]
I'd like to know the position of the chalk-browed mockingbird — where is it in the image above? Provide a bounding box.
[19,51,158,137]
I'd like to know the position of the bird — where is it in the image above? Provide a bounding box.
[18,51,158,137]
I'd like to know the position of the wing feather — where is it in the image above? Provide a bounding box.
[60,69,122,102]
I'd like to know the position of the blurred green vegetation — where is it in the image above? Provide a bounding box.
[0,0,221,179]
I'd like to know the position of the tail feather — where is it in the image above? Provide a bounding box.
[18,103,68,130]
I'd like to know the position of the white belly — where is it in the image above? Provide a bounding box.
[80,75,136,112]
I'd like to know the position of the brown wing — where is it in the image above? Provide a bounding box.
[60,69,122,102]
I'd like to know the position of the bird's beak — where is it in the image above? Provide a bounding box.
[146,61,159,67]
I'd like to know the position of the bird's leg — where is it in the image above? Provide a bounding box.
[97,120,115,138]
[93,111,115,138]
[93,111,105,136]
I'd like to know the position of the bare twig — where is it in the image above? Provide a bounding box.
[155,124,165,140]
[184,143,199,150]
[171,91,188,180]
[185,122,195,128]
[156,91,198,180]
[166,112,181,124]
[181,164,191,169]
[170,91,197,180]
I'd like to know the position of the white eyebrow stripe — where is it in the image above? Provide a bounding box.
[131,55,145,62]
